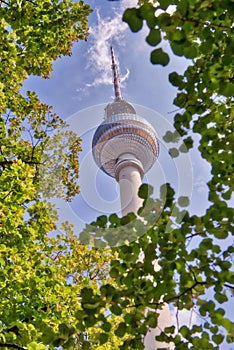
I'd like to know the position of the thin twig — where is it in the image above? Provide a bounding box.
[175,300,180,331]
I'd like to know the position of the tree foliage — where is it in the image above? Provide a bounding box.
[1,0,234,349]
[0,1,120,349]
[1,0,90,112]
[78,181,234,349]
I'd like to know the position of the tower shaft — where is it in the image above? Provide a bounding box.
[115,157,144,216]
[119,166,143,216]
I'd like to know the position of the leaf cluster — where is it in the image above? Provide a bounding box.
[1,0,91,113]
[76,183,234,348]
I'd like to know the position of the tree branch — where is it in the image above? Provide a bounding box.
[127,280,208,310]
[185,232,204,240]
[0,343,26,350]
[0,0,9,6]
[184,18,232,30]
[1,190,13,201]
[26,0,36,4]
[0,160,41,167]
[224,283,234,290]
[162,281,207,305]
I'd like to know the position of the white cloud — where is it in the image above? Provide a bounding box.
[86,10,128,89]
[78,0,177,96]
[83,0,138,92]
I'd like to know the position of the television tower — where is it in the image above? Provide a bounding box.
[92,46,159,216]
[92,47,173,349]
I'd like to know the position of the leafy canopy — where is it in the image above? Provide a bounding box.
[1,0,90,113]
[1,0,234,349]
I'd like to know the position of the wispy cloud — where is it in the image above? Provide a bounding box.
[81,0,137,92]
[86,11,127,88]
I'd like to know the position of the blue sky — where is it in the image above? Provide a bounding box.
[22,0,211,226]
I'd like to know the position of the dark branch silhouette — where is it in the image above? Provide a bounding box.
[0,343,26,350]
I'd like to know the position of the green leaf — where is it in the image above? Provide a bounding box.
[101,321,112,332]
[110,304,122,316]
[171,30,186,42]
[28,343,38,350]
[96,215,107,227]
[169,148,179,158]
[146,312,158,328]
[109,213,120,225]
[165,325,175,334]
[180,325,189,338]
[212,334,224,345]
[59,323,75,339]
[215,292,228,304]
[170,42,184,56]
[123,8,143,32]
[139,3,156,19]
[184,45,198,59]
[178,196,189,207]
[154,282,166,299]
[81,287,93,303]
[158,0,172,10]
[120,212,136,225]
[83,301,100,310]
[169,72,184,88]
[99,332,108,345]
[179,144,188,153]
[100,284,115,299]
[173,92,187,107]
[138,3,158,29]
[84,315,97,327]
[163,130,180,143]
[146,29,161,46]
[220,83,234,97]
[115,322,127,337]
[157,13,171,27]
[151,48,170,66]
[138,183,149,199]
[177,0,188,16]
[110,267,119,278]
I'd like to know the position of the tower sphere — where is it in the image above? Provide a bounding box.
[92,47,159,180]
[92,99,159,178]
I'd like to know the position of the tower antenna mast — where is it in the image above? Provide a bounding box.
[110,46,122,101]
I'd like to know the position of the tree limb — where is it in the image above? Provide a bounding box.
[0,343,26,350]
[127,280,208,310]
[0,160,41,167]
[184,18,233,30]
[26,0,36,4]
[0,0,9,6]
[224,283,234,290]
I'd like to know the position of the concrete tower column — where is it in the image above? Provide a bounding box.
[115,155,144,216]
[115,159,174,350]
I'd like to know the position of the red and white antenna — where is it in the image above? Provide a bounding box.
[110,46,122,101]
